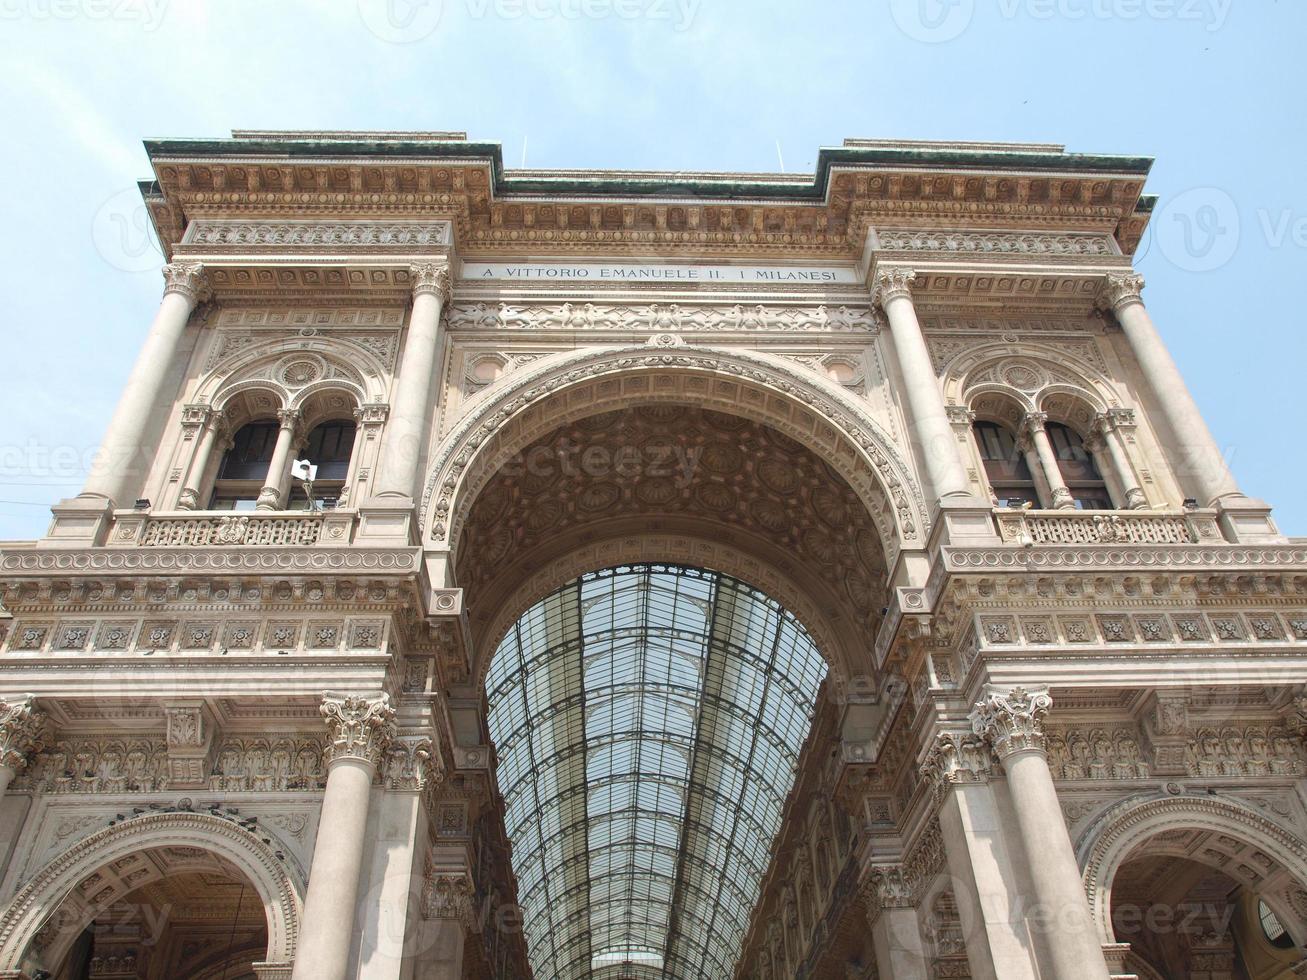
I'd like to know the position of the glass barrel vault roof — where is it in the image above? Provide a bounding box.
[486,564,828,980]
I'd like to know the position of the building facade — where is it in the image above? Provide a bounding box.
[0,131,1302,980]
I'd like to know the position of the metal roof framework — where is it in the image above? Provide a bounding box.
[486,564,828,980]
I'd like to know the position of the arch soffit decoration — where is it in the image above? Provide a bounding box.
[942,341,1118,421]
[0,811,304,970]
[1077,793,1307,945]
[470,528,864,692]
[420,343,928,572]
[198,335,388,413]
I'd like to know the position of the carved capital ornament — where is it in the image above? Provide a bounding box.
[971,685,1053,759]
[0,696,45,773]
[872,267,917,307]
[411,262,452,304]
[920,729,992,795]
[320,692,396,769]
[1097,272,1145,315]
[161,261,210,304]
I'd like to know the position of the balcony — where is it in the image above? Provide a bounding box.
[992,508,1220,546]
[107,510,355,548]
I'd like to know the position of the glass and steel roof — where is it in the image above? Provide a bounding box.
[486,564,827,980]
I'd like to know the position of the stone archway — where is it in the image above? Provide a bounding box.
[0,811,304,975]
[419,341,928,572]
[1078,794,1307,949]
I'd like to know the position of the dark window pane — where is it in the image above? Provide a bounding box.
[305,421,357,481]
[218,421,279,480]
[974,422,1037,505]
[1047,422,1112,507]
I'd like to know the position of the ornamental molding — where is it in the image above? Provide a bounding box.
[944,545,1307,572]
[181,218,452,249]
[0,811,302,969]
[873,227,1119,257]
[445,300,882,333]
[0,546,420,576]
[419,343,928,561]
[382,735,446,814]
[0,697,44,773]
[320,692,395,769]
[199,332,391,404]
[971,685,1053,759]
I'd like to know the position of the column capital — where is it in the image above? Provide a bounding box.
[411,262,452,304]
[382,735,446,815]
[162,262,210,304]
[1097,272,1146,315]
[971,685,1053,759]
[0,696,45,772]
[276,408,302,431]
[1020,410,1049,437]
[864,865,913,925]
[421,867,475,925]
[920,729,992,796]
[320,692,396,769]
[872,266,917,306]
[354,402,390,426]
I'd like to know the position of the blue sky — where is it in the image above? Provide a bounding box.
[0,0,1300,538]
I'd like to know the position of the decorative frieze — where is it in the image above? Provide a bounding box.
[1186,726,1302,777]
[208,737,329,791]
[182,219,452,248]
[422,867,475,924]
[445,300,881,333]
[875,228,1117,256]
[16,738,169,793]
[994,510,1199,546]
[320,693,395,769]
[1045,728,1150,780]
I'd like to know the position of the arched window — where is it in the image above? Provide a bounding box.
[1047,422,1113,510]
[210,420,279,510]
[293,419,357,509]
[973,421,1039,507]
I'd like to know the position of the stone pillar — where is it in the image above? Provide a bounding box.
[874,268,972,504]
[971,687,1111,980]
[1090,411,1148,510]
[82,262,208,507]
[921,731,1039,980]
[416,869,473,979]
[1021,412,1075,510]
[373,263,450,502]
[176,408,226,511]
[1098,273,1239,506]
[0,697,44,797]
[256,410,302,511]
[292,693,395,980]
[866,866,929,979]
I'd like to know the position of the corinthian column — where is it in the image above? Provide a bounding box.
[1090,411,1147,510]
[1021,412,1075,510]
[1098,274,1239,506]
[292,693,395,980]
[971,687,1110,980]
[82,263,209,507]
[177,408,226,510]
[0,697,44,798]
[256,410,302,511]
[373,263,451,502]
[874,268,973,504]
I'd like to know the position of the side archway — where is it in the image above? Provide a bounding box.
[1077,793,1307,946]
[419,342,928,572]
[0,811,304,973]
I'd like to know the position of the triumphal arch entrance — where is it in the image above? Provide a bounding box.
[0,131,1302,980]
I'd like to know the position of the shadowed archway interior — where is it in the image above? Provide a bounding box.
[485,565,828,980]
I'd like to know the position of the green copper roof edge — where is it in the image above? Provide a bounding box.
[142,137,1154,202]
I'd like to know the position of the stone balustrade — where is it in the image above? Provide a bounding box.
[133,513,326,547]
[994,509,1218,546]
